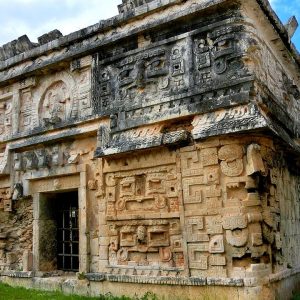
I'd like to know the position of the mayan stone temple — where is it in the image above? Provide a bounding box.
[0,0,299,299]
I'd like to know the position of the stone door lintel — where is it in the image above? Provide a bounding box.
[30,164,88,273]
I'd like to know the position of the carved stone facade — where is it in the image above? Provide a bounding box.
[102,149,184,276]
[0,0,299,299]
[94,137,289,283]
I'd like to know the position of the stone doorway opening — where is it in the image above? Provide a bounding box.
[38,190,79,272]
[56,191,79,272]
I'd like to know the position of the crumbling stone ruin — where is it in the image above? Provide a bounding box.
[0,0,299,299]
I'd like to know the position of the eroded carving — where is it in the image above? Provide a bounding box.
[218,145,244,177]
[246,144,265,175]
[12,183,23,201]
[105,166,179,219]
[39,81,70,127]
[107,220,183,269]
[23,151,38,170]
[13,153,23,171]
[118,0,156,14]
[0,98,12,137]
[36,149,50,168]
[181,138,277,278]
[20,90,33,131]
[103,151,183,274]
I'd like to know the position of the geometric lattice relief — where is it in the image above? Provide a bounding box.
[181,139,276,278]
[100,138,285,279]
[107,219,184,271]
[102,150,184,276]
[105,165,179,219]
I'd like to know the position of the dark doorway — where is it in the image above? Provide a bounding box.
[38,190,79,272]
[56,191,79,272]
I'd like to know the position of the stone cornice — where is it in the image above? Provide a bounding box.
[0,0,299,79]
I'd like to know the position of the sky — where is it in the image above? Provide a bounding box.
[0,0,299,50]
[270,0,300,49]
[0,0,120,45]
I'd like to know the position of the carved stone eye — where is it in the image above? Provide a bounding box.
[217,39,230,51]
[173,49,180,55]
[101,72,109,80]
[174,64,180,70]
[214,58,227,74]
[151,59,162,69]
[120,69,130,79]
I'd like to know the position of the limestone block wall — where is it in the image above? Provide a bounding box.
[96,135,293,282]
[6,136,101,273]
[0,199,33,272]
[0,132,299,299]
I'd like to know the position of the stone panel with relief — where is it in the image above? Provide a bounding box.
[102,149,185,276]
[0,87,13,139]
[180,137,279,279]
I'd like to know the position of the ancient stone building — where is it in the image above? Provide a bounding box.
[0,0,299,299]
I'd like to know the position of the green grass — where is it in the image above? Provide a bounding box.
[0,283,158,300]
[293,294,300,300]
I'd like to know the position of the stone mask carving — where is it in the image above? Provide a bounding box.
[137,226,146,243]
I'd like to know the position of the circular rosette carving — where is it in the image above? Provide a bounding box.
[220,160,243,177]
[226,229,248,247]
[219,144,243,161]
[213,57,227,74]
[155,195,167,209]
[116,199,126,211]
[218,145,244,177]
[117,248,128,262]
